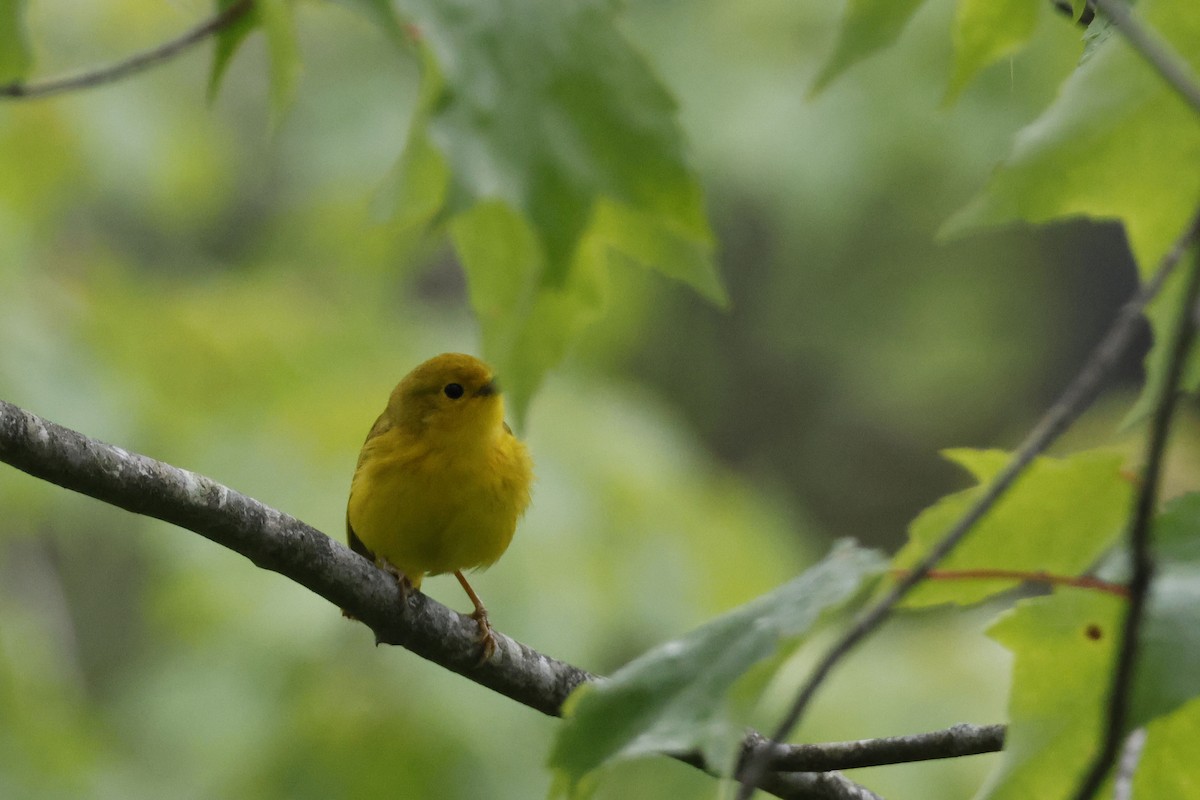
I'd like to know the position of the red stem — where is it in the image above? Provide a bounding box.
[890,568,1130,598]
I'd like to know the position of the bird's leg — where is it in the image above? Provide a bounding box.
[454,570,497,665]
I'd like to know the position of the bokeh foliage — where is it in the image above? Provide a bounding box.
[3,0,1200,798]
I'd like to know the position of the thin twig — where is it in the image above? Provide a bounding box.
[745,723,1005,773]
[1091,0,1200,117]
[0,398,908,800]
[734,210,1200,800]
[673,721,1004,788]
[891,568,1130,598]
[0,0,254,99]
[1072,243,1200,799]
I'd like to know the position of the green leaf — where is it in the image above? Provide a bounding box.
[208,0,259,102]
[332,0,407,47]
[451,201,607,423]
[373,127,449,230]
[943,0,1200,275]
[936,0,1200,431]
[985,525,1200,799]
[1131,492,1200,725]
[891,449,1131,608]
[945,0,1041,103]
[547,540,886,796]
[979,494,1200,799]
[372,40,449,232]
[390,0,723,422]
[1133,697,1200,797]
[980,591,1123,800]
[810,0,928,97]
[0,0,32,84]
[258,0,301,125]
[208,0,301,123]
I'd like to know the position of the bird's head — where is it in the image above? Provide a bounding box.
[387,353,506,443]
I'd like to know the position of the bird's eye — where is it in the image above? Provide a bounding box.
[443,383,465,399]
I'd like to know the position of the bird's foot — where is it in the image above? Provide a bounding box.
[379,558,416,606]
[471,607,498,666]
[453,569,497,666]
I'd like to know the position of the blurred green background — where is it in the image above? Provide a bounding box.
[0,0,1167,798]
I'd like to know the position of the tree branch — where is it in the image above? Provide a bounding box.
[1,397,966,799]
[0,397,590,714]
[0,0,254,99]
[662,721,1005,799]
[735,209,1200,799]
[757,771,886,800]
[1072,245,1200,799]
[1091,0,1200,117]
[747,724,1005,773]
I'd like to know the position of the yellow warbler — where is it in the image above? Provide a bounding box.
[346,353,533,662]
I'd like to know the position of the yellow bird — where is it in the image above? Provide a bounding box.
[346,353,533,662]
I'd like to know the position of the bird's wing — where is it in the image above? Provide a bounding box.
[346,511,376,561]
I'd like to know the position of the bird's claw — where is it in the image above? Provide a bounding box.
[472,608,497,666]
[378,558,415,605]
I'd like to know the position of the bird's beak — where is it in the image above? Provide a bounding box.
[476,379,499,397]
